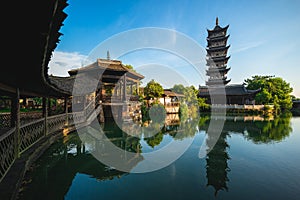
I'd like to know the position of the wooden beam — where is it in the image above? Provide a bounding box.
[13,88,20,158]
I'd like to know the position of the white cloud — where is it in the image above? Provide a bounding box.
[48,51,88,77]
[231,41,265,54]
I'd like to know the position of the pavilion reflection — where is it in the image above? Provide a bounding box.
[18,133,130,200]
[143,113,200,148]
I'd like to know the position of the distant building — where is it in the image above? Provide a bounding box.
[159,89,184,113]
[198,18,260,105]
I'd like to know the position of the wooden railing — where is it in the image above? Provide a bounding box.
[0,98,100,182]
[211,104,273,110]
[0,128,16,182]
[0,111,43,128]
[101,95,140,103]
[164,102,180,107]
[19,118,45,153]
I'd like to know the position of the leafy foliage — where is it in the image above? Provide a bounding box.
[123,64,135,71]
[144,79,164,99]
[149,103,166,123]
[183,86,198,106]
[244,75,293,110]
[171,84,186,94]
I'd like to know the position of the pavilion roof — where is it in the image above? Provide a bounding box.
[49,58,145,95]
[199,84,261,96]
[162,89,185,97]
[49,75,102,95]
[68,59,144,80]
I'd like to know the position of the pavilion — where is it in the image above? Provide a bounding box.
[49,58,144,108]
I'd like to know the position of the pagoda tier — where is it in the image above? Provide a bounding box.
[206,56,230,65]
[206,78,231,86]
[206,45,230,53]
[206,66,231,76]
[207,35,229,42]
[207,24,229,36]
[207,35,229,48]
[205,17,231,86]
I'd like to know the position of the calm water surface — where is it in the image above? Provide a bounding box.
[18,114,300,200]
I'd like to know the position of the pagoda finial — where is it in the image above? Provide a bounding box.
[216,17,219,26]
[107,50,110,60]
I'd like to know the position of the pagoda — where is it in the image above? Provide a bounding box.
[198,18,261,105]
[206,17,231,86]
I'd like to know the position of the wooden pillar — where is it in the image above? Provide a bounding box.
[136,82,139,95]
[22,98,26,108]
[99,83,103,102]
[82,95,86,110]
[42,97,48,136]
[47,97,51,115]
[10,96,18,128]
[130,84,133,95]
[118,81,122,100]
[122,74,127,101]
[13,88,20,158]
[82,143,86,154]
[114,84,118,96]
[64,96,69,126]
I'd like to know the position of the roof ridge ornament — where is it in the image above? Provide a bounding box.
[216,17,219,26]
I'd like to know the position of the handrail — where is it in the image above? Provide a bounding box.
[19,118,45,129]
[0,97,101,183]
[0,127,16,142]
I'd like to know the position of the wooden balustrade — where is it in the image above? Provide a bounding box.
[0,128,16,182]
[0,100,100,182]
[19,118,45,153]
[0,111,43,128]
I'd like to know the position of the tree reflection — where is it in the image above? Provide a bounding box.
[167,115,200,140]
[198,112,293,144]
[144,131,164,148]
[245,112,292,144]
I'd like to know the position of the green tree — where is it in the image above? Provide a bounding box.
[244,75,293,110]
[171,84,186,94]
[123,64,136,72]
[183,85,198,106]
[33,97,42,108]
[144,79,164,100]
[179,103,188,121]
[198,97,210,110]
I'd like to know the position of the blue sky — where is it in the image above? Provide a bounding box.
[49,0,300,96]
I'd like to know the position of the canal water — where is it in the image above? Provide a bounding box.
[17,113,300,200]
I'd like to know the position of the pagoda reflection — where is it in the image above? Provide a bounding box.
[205,129,230,196]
